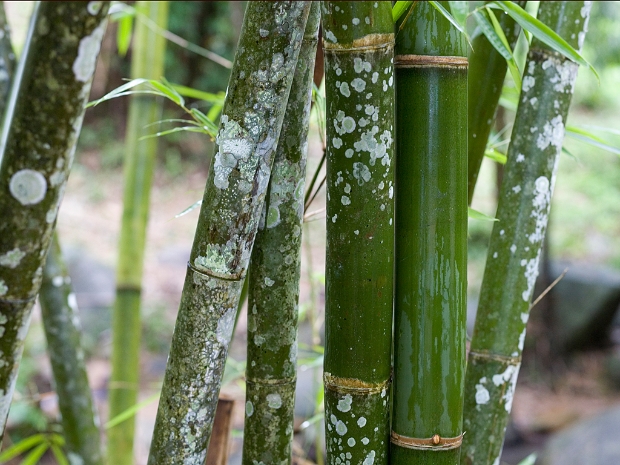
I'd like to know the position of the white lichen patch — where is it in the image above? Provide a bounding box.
[357,416,366,427]
[548,59,579,93]
[521,76,535,92]
[337,394,352,412]
[512,185,522,194]
[266,205,281,228]
[216,307,236,345]
[0,280,7,296]
[362,437,369,445]
[325,30,337,43]
[266,393,282,409]
[516,153,525,163]
[492,364,518,388]
[352,163,371,186]
[264,277,275,287]
[536,115,564,151]
[340,82,351,97]
[335,419,347,436]
[518,327,527,352]
[333,137,343,149]
[351,78,366,92]
[347,437,356,447]
[341,196,351,206]
[522,252,541,302]
[363,450,376,465]
[510,244,517,254]
[475,383,490,405]
[0,248,25,268]
[213,115,254,190]
[73,21,106,82]
[9,169,47,205]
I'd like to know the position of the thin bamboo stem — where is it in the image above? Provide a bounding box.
[0,1,15,120]
[392,2,468,464]
[242,3,320,464]
[146,3,311,463]
[322,2,395,464]
[467,1,526,205]
[0,2,109,439]
[40,234,103,465]
[461,3,592,465]
[107,3,169,464]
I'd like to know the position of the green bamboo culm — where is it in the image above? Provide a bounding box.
[322,3,395,464]
[40,234,103,465]
[147,3,311,463]
[0,1,15,119]
[107,3,169,464]
[461,3,591,465]
[0,1,109,439]
[392,2,467,464]
[242,3,320,464]
[467,1,526,204]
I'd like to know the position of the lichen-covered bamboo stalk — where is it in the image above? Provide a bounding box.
[0,1,109,439]
[392,2,467,464]
[40,234,103,465]
[322,3,395,464]
[0,1,15,119]
[108,3,169,464]
[242,3,319,464]
[468,1,525,204]
[147,3,311,464]
[461,3,591,465]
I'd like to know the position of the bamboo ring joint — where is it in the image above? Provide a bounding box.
[394,54,468,69]
[390,431,464,450]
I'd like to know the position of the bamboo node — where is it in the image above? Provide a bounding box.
[323,372,390,395]
[187,261,245,282]
[468,350,521,365]
[394,54,468,68]
[390,431,464,450]
[323,33,394,53]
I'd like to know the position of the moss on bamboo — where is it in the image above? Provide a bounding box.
[0,2,109,438]
[147,3,311,464]
[242,3,320,464]
[468,1,525,204]
[108,3,169,464]
[40,234,103,465]
[322,3,395,464]
[392,3,467,464]
[461,3,592,465]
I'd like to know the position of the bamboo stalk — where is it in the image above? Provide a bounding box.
[321,3,395,464]
[0,1,15,120]
[461,3,591,465]
[0,2,109,439]
[242,3,320,464]
[107,3,169,464]
[392,2,468,464]
[467,1,526,204]
[40,234,103,465]
[146,3,311,463]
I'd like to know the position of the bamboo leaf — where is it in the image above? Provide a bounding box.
[20,443,49,465]
[468,207,498,222]
[50,445,70,465]
[0,434,46,463]
[169,84,225,104]
[491,1,598,80]
[87,78,152,107]
[175,200,203,219]
[484,148,507,164]
[189,108,218,134]
[518,453,537,465]
[428,1,472,48]
[392,1,413,22]
[138,125,209,141]
[206,103,223,122]
[104,393,160,430]
[484,7,522,88]
[116,13,133,57]
[565,127,620,156]
[149,80,184,107]
[448,1,469,28]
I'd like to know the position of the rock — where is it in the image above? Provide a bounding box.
[547,261,620,352]
[537,404,620,465]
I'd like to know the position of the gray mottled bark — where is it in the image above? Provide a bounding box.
[0,2,109,440]
[146,3,311,464]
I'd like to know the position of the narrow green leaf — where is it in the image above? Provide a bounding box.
[149,80,184,107]
[485,7,522,88]
[0,434,46,463]
[468,207,498,222]
[392,1,414,22]
[484,148,507,164]
[138,125,209,141]
[175,200,202,219]
[518,453,537,465]
[116,14,133,57]
[300,412,324,430]
[48,433,66,447]
[579,125,620,136]
[448,1,469,28]
[565,127,620,156]
[50,445,70,465]
[104,393,160,430]
[206,103,223,122]
[491,1,598,80]
[189,108,218,134]
[87,78,151,106]
[20,443,48,465]
[428,1,472,48]
[169,84,225,104]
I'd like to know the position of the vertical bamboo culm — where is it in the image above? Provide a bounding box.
[461,3,591,465]
[40,234,103,465]
[0,1,109,439]
[322,2,395,464]
[147,3,311,464]
[242,3,320,464]
[392,2,468,464]
[107,3,169,464]
[467,1,526,204]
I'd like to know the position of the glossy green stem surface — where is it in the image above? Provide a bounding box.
[392,2,467,464]
[322,2,395,464]
[147,3,311,464]
[243,6,320,463]
[0,2,108,440]
[467,1,525,204]
[461,3,591,465]
[40,234,103,465]
[108,3,169,464]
